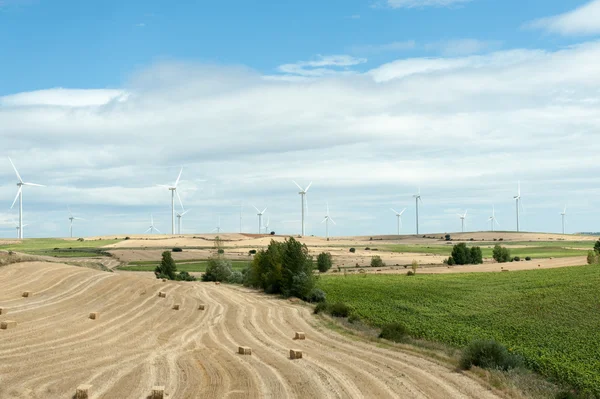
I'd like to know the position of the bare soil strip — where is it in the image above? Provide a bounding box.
[0,262,501,399]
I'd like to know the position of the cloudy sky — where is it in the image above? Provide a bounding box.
[1,0,600,238]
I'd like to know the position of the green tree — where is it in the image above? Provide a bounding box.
[370,255,384,268]
[492,245,511,263]
[411,259,419,274]
[594,240,600,255]
[202,258,233,282]
[470,247,483,264]
[451,243,472,265]
[587,250,598,265]
[317,252,333,273]
[154,251,177,280]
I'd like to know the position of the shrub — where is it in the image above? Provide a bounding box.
[77,237,84,242]
[586,251,597,265]
[447,256,456,266]
[172,247,183,252]
[270,231,275,235]
[595,240,600,254]
[513,256,521,262]
[469,238,474,241]
[365,247,371,251]
[175,271,196,281]
[492,245,511,263]
[307,288,327,303]
[499,238,504,241]
[217,248,225,254]
[525,256,532,261]
[317,252,333,273]
[248,249,257,255]
[329,302,350,317]
[227,270,244,284]
[154,251,177,280]
[379,323,409,343]
[125,236,130,240]
[314,302,328,314]
[411,259,419,274]
[445,234,451,241]
[406,271,415,276]
[349,248,356,253]
[348,314,360,324]
[370,255,384,268]
[459,340,522,371]
[202,258,233,282]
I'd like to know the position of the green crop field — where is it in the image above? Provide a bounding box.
[0,238,121,258]
[318,266,600,395]
[120,260,251,273]
[384,243,590,259]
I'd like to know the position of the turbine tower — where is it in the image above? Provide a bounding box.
[513,182,523,232]
[157,168,184,235]
[211,216,222,233]
[8,158,45,239]
[253,205,267,234]
[264,217,270,234]
[11,219,29,238]
[144,214,161,234]
[390,208,406,236]
[413,188,423,235]
[561,206,567,235]
[457,210,468,233]
[293,181,312,237]
[68,207,85,238]
[321,202,336,240]
[176,209,190,235]
[488,206,499,232]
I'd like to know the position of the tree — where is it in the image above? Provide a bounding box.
[370,255,384,268]
[317,252,333,273]
[587,250,598,265]
[492,245,511,263]
[155,251,177,280]
[411,259,419,274]
[451,243,472,265]
[594,240,600,255]
[470,247,483,264]
[202,258,233,282]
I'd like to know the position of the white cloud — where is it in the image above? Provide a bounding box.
[424,39,501,56]
[526,0,600,36]
[3,42,600,236]
[276,55,367,77]
[385,0,472,9]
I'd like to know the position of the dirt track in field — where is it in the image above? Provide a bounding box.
[0,262,501,399]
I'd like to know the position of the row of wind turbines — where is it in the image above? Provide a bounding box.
[5,158,568,239]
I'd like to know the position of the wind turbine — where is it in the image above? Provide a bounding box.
[264,217,271,234]
[211,216,222,233]
[561,206,567,235]
[321,202,336,240]
[293,181,312,237]
[176,209,190,235]
[239,203,243,233]
[144,214,161,234]
[253,205,267,234]
[488,206,500,232]
[413,188,423,235]
[68,207,85,238]
[8,157,45,239]
[457,210,468,233]
[390,208,406,235]
[11,219,29,238]
[513,182,524,232]
[157,167,184,235]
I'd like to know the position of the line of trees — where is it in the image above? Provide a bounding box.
[446,243,483,265]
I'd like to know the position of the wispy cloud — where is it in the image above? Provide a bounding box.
[277,55,367,77]
[425,39,502,56]
[526,0,600,36]
[383,0,472,9]
[351,41,416,54]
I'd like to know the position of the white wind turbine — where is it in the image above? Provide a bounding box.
[8,158,45,239]
[561,206,567,235]
[513,182,524,232]
[253,205,267,234]
[157,168,184,235]
[176,209,190,235]
[488,206,500,232]
[390,208,406,235]
[413,188,423,235]
[293,181,312,237]
[68,207,85,238]
[211,216,222,233]
[10,218,29,238]
[321,202,336,240]
[144,214,161,234]
[457,210,468,233]
[264,217,271,234]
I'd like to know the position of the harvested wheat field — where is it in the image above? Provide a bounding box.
[0,261,500,399]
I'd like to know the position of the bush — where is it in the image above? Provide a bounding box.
[307,288,327,303]
[217,248,225,254]
[228,270,244,284]
[349,248,356,253]
[406,270,415,276]
[154,251,177,280]
[348,314,360,324]
[586,250,597,265]
[175,271,196,281]
[379,323,409,343]
[513,256,521,262]
[525,256,532,261]
[446,256,456,266]
[248,249,257,255]
[492,245,511,263]
[202,258,233,282]
[411,259,419,274]
[329,302,350,317]
[365,247,371,251]
[77,238,84,242]
[451,243,471,265]
[125,236,130,240]
[317,252,333,273]
[314,302,328,314]
[594,240,600,254]
[172,247,183,252]
[459,340,522,371]
[445,234,451,241]
[370,255,384,268]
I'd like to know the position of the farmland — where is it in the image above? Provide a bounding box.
[118,260,251,273]
[384,243,590,259]
[318,265,600,395]
[0,238,121,258]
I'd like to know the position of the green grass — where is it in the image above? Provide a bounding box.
[384,244,589,259]
[0,238,121,251]
[318,266,600,395]
[119,260,251,273]
[127,259,208,266]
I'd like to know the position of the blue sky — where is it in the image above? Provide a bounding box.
[1,0,600,238]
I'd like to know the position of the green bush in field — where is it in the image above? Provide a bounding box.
[329,302,350,317]
[450,243,483,265]
[587,251,598,265]
[379,323,409,343]
[370,255,384,268]
[492,245,511,263]
[317,252,333,272]
[459,340,522,371]
[175,271,196,281]
[307,288,327,303]
[202,258,233,282]
[154,251,177,280]
[594,240,600,254]
[227,270,244,284]
[314,302,328,314]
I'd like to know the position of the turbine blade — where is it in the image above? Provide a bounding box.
[10,187,21,209]
[252,205,260,213]
[262,207,268,214]
[391,208,398,214]
[330,217,337,225]
[22,182,45,187]
[176,190,184,211]
[154,227,162,233]
[292,180,303,191]
[144,227,152,233]
[321,218,327,223]
[156,184,170,189]
[8,157,23,183]
[68,206,73,218]
[305,182,313,192]
[174,167,183,187]
[181,209,190,216]
[399,208,406,215]
[327,201,329,215]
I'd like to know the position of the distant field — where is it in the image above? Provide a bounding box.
[385,243,590,259]
[0,238,121,258]
[119,260,251,273]
[318,266,600,395]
